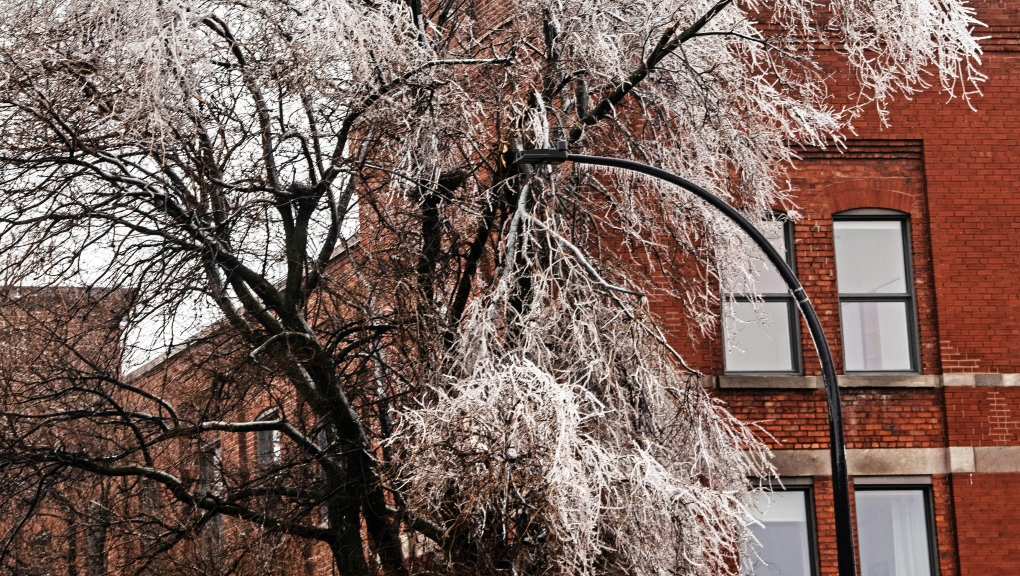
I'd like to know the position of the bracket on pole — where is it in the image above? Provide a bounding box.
[513,140,569,165]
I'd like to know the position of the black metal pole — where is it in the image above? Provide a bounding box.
[514,146,857,576]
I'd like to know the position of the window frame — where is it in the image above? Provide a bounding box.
[744,481,821,576]
[197,438,222,495]
[833,211,920,373]
[255,407,282,467]
[723,215,802,375]
[197,438,224,556]
[853,482,940,576]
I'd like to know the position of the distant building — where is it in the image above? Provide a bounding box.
[0,286,130,575]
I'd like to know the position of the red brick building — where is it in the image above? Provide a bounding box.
[686,2,1020,574]
[2,2,1012,575]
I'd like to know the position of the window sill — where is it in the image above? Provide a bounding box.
[708,373,940,389]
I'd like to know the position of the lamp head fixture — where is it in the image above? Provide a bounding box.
[513,140,569,166]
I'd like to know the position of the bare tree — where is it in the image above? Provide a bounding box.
[0,0,981,574]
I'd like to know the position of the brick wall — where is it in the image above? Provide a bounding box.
[689,2,1020,574]
[852,20,1020,374]
[952,473,1020,573]
[946,387,1020,447]
[718,389,947,450]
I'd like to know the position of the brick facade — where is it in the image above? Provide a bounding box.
[3,2,1015,574]
[952,473,1020,573]
[695,2,1020,573]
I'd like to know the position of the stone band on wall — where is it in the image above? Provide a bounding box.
[771,446,1020,476]
[943,373,1020,387]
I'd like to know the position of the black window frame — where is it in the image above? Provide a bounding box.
[832,210,920,373]
[853,482,940,576]
[743,481,821,576]
[723,214,802,375]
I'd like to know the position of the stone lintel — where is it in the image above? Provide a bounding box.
[973,446,1020,473]
[837,374,940,388]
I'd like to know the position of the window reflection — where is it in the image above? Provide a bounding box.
[856,489,935,576]
[256,408,281,467]
[833,221,907,294]
[744,490,815,576]
[725,302,795,372]
[723,217,798,373]
[840,302,912,371]
[833,216,916,372]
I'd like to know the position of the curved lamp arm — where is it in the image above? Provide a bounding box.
[514,144,856,576]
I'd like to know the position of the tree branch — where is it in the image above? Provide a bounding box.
[7,449,334,542]
[567,0,734,142]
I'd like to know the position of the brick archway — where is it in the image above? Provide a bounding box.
[824,180,915,215]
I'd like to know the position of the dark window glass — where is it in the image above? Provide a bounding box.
[724,218,799,373]
[744,489,815,576]
[856,488,936,576]
[833,217,917,372]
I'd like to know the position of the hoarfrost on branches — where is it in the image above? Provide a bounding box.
[0,0,981,574]
[400,234,771,574]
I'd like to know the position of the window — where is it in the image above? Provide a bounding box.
[855,486,937,576]
[723,216,799,373]
[197,438,222,495]
[197,439,223,558]
[316,426,331,528]
[256,408,281,467]
[833,211,917,371]
[744,487,817,576]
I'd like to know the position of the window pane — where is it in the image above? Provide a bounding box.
[744,491,813,576]
[725,301,794,372]
[856,490,934,576]
[256,429,279,465]
[833,221,907,294]
[725,221,789,294]
[198,440,221,492]
[841,301,912,371]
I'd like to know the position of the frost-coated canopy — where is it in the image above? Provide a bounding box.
[0,0,981,574]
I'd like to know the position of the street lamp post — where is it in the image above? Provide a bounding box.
[514,142,857,576]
